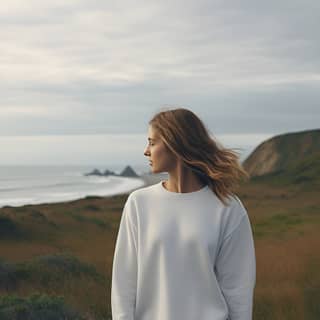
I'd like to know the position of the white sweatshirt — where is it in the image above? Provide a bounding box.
[111,180,256,320]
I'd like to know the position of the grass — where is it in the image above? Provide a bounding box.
[0,253,108,319]
[0,293,83,320]
[252,212,305,238]
[0,253,107,290]
[245,177,320,319]
[252,230,320,319]
[68,212,109,228]
[0,177,319,319]
[249,152,320,191]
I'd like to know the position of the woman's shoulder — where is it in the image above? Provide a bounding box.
[231,194,248,215]
[219,194,249,237]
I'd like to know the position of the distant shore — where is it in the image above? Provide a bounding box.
[0,172,168,210]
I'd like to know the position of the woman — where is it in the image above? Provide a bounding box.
[111,108,256,320]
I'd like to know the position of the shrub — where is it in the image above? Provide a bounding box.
[0,216,19,238]
[0,293,84,320]
[0,259,18,290]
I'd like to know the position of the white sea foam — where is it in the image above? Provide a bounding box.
[0,166,146,208]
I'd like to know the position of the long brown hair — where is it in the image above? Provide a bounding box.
[149,107,249,206]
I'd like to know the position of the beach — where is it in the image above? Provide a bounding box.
[0,164,168,209]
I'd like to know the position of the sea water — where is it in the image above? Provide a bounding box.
[0,165,148,208]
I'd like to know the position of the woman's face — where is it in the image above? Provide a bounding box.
[143,125,176,173]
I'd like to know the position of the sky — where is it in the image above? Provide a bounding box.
[0,0,319,167]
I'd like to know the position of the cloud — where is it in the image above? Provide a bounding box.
[0,0,319,136]
[0,106,65,116]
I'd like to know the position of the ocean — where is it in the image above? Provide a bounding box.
[0,165,149,208]
[0,144,255,209]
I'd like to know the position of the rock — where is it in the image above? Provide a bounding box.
[84,169,103,176]
[103,169,116,176]
[119,165,139,177]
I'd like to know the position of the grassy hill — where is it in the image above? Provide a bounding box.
[243,128,320,184]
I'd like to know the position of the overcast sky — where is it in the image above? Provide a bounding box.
[0,0,319,166]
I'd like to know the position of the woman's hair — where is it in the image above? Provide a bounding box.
[149,107,250,206]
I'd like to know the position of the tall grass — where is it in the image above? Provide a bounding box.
[0,180,319,319]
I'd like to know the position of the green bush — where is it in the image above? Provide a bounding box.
[0,293,84,320]
[0,216,20,239]
[1,254,106,289]
[0,259,18,290]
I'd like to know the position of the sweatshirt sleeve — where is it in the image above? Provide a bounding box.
[111,195,138,320]
[214,212,256,320]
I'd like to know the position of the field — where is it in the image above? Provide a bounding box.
[0,178,319,319]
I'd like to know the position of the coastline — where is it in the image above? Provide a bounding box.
[0,172,168,210]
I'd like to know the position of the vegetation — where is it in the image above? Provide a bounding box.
[0,293,83,320]
[0,159,319,319]
[250,152,320,189]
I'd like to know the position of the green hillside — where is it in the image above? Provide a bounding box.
[243,129,320,189]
